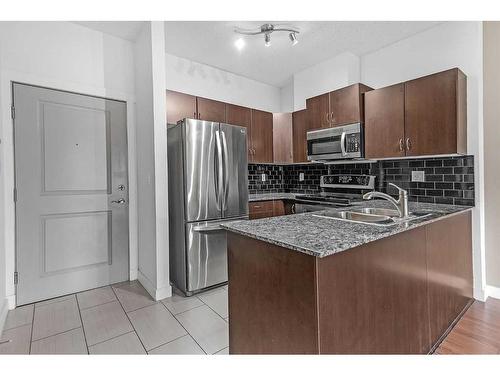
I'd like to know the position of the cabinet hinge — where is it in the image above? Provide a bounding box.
[14,272,18,285]
[11,105,15,120]
[13,188,17,202]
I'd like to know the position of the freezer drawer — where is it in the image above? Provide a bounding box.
[185,218,246,293]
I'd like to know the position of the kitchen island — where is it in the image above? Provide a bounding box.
[222,201,473,354]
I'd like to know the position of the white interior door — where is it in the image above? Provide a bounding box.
[13,83,129,305]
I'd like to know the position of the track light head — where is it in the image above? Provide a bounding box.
[289,32,298,46]
[264,33,271,47]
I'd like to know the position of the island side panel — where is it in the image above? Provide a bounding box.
[426,211,474,347]
[316,226,431,354]
[227,232,319,354]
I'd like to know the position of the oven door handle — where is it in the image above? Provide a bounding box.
[340,131,347,156]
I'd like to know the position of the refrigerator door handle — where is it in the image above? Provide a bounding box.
[215,129,224,210]
[221,130,230,212]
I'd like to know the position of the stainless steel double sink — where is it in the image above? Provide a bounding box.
[313,207,433,227]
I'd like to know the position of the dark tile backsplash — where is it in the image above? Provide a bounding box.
[248,164,285,194]
[249,155,475,206]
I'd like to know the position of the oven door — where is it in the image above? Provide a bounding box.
[307,123,363,161]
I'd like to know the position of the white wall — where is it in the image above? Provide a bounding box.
[0,22,138,322]
[0,38,7,332]
[361,21,486,299]
[482,22,500,296]
[292,52,361,111]
[134,22,170,300]
[165,53,281,113]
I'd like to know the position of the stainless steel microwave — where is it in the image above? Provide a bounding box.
[307,123,363,161]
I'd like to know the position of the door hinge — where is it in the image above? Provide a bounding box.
[14,272,18,285]
[11,105,15,120]
[13,188,17,202]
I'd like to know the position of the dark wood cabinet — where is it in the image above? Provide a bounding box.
[306,84,372,131]
[364,83,406,159]
[405,68,467,156]
[228,210,473,354]
[364,68,467,158]
[226,103,251,128]
[329,83,372,127]
[306,93,329,130]
[166,90,197,124]
[292,109,310,163]
[249,200,286,219]
[426,211,473,347]
[226,104,252,159]
[273,113,293,163]
[251,109,273,163]
[196,97,226,123]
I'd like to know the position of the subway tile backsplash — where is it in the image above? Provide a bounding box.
[249,155,475,206]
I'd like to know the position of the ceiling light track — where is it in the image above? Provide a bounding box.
[234,23,300,47]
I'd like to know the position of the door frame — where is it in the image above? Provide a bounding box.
[1,73,138,309]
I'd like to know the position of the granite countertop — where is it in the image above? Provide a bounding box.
[248,192,297,202]
[222,200,472,258]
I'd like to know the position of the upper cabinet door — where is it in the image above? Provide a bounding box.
[306,93,330,130]
[251,109,274,163]
[226,103,252,160]
[292,109,310,163]
[329,83,372,127]
[166,90,197,124]
[197,97,226,123]
[273,113,293,164]
[405,68,466,156]
[364,83,406,159]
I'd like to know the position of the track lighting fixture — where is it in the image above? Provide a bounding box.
[234,23,300,48]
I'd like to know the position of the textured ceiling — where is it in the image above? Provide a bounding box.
[165,21,441,87]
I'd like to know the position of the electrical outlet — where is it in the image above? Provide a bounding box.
[299,172,305,182]
[261,173,267,182]
[411,170,425,182]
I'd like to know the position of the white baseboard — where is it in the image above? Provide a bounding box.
[474,287,487,302]
[0,298,9,336]
[129,268,138,281]
[485,285,500,300]
[6,295,16,310]
[137,271,172,301]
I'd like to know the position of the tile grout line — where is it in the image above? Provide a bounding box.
[166,301,206,316]
[75,294,90,354]
[30,326,83,344]
[110,285,149,354]
[79,298,119,312]
[28,304,36,354]
[198,294,229,322]
[87,329,136,350]
[146,333,190,353]
[166,303,209,355]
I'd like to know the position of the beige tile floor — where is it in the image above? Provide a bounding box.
[0,281,229,355]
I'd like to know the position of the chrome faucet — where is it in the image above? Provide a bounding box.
[363,183,409,218]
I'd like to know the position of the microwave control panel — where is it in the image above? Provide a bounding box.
[346,133,361,153]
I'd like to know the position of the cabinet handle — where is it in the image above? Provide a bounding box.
[331,112,335,124]
[198,112,201,119]
[193,111,196,118]
[399,138,404,152]
[406,138,412,151]
[326,112,331,124]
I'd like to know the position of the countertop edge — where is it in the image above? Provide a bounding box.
[222,206,473,258]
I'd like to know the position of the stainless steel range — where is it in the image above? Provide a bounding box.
[294,174,376,213]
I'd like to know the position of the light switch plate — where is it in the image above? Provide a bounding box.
[299,172,305,182]
[411,170,425,182]
[261,173,267,182]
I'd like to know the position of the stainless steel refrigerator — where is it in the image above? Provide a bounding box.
[167,118,249,296]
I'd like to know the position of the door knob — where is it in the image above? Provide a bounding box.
[111,198,126,204]
[117,184,126,191]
